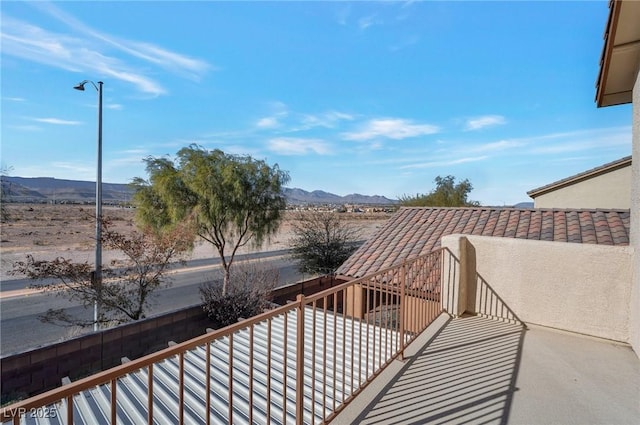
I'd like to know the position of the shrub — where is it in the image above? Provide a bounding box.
[200,264,277,328]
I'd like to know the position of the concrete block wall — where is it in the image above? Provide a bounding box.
[1,305,210,403]
[0,276,337,404]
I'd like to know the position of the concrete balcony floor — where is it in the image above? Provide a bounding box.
[335,314,639,425]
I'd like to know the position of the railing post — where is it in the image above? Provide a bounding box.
[399,261,406,360]
[296,294,305,424]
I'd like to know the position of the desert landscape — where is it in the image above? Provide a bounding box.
[1,203,391,281]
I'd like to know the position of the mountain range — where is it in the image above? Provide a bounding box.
[0,176,397,205]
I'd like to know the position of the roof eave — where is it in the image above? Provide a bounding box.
[595,0,640,108]
[595,0,623,108]
[527,156,632,198]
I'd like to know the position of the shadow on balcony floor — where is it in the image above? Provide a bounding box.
[336,315,639,425]
[348,315,524,425]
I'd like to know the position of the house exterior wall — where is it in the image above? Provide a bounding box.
[532,166,631,209]
[631,69,640,355]
[441,235,632,342]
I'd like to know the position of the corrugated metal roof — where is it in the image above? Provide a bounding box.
[7,308,401,425]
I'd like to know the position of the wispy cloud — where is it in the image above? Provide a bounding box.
[106,103,123,110]
[465,115,507,131]
[442,126,629,159]
[118,148,148,156]
[32,117,82,125]
[336,5,351,25]
[466,139,525,153]
[1,3,211,96]
[400,156,488,170]
[267,138,331,156]
[343,118,439,141]
[254,108,355,135]
[440,126,629,164]
[1,17,165,96]
[3,97,26,102]
[256,117,280,129]
[299,111,354,130]
[516,126,630,155]
[38,2,211,78]
[51,162,94,175]
[389,35,420,52]
[110,149,148,166]
[358,15,379,30]
[256,101,288,129]
[8,124,42,132]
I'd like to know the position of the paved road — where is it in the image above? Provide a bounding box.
[0,252,305,357]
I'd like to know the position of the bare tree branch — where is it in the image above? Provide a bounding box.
[11,217,192,328]
[289,211,362,276]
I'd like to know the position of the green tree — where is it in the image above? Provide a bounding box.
[399,175,480,207]
[289,211,362,276]
[132,145,290,295]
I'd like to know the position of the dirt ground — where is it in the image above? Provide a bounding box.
[0,204,391,280]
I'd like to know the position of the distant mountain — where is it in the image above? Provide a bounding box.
[1,176,135,203]
[513,202,534,208]
[282,188,396,205]
[1,176,398,205]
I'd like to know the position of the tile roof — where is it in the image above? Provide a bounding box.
[527,155,631,198]
[337,207,631,278]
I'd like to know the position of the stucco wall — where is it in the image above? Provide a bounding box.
[441,235,632,342]
[631,70,640,355]
[533,165,631,209]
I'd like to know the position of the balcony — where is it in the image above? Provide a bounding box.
[335,315,639,424]
[2,238,638,424]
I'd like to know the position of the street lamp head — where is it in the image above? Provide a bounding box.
[73,79,90,91]
[73,80,98,91]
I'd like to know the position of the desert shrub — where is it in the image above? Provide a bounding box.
[289,211,362,276]
[200,263,277,328]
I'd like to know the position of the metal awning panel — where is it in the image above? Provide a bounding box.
[8,308,401,425]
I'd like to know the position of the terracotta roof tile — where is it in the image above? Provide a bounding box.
[579,211,596,244]
[528,210,542,240]
[553,211,567,242]
[592,211,613,245]
[482,211,498,236]
[539,211,553,241]
[337,207,630,278]
[564,211,576,243]
[504,210,520,238]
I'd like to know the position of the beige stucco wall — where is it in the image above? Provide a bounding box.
[630,70,640,355]
[441,234,632,342]
[533,165,631,209]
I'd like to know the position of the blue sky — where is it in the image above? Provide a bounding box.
[1,1,632,206]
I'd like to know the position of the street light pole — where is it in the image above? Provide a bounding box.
[74,80,103,332]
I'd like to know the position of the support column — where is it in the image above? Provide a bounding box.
[457,237,477,316]
[345,284,365,319]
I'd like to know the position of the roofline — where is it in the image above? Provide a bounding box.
[527,155,632,198]
[595,0,624,107]
[395,205,631,213]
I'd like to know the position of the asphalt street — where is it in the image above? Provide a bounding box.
[0,252,305,356]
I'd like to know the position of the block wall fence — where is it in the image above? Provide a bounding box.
[0,275,340,404]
